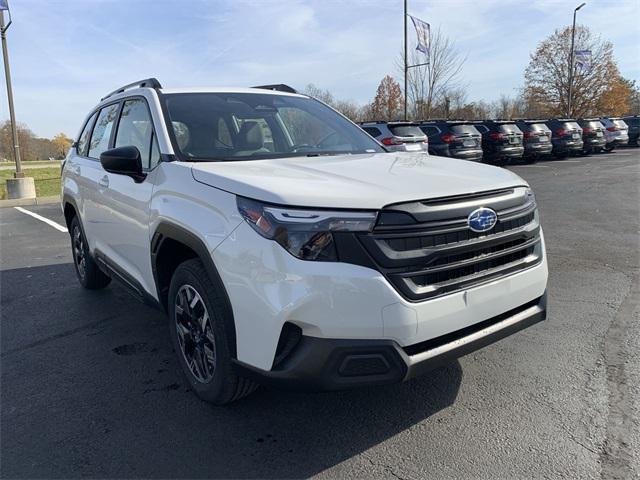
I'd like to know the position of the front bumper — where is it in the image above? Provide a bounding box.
[213,221,548,372]
[234,292,547,391]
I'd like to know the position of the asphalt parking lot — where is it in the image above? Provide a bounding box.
[1,151,639,479]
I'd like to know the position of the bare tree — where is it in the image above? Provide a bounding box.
[400,27,466,120]
[303,84,363,122]
[303,84,335,106]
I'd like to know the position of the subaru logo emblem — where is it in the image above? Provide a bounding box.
[467,207,498,232]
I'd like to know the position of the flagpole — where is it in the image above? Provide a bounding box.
[403,0,408,121]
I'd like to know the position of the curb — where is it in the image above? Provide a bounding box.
[0,195,60,208]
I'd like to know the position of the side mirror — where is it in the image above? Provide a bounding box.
[100,146,146,182]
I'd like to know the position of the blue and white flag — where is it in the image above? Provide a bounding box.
[0,0,8,11]
[575,50,592,74]
[409,15,430,56]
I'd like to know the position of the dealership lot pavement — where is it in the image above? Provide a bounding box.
[1,151,638,479]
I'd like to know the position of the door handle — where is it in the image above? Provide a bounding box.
[99,175,109,188]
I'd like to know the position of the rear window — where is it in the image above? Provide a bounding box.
[451,124,480,135]
[624,118,639,127]
[499,124,522,134]
[583,121,603,129]
[388,125,425,137]
[613,120,628,129]
[362,127,382,137]
[563,122,581,130]
[529,123,551,133]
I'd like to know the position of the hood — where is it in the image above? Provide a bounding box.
[190,153,528,209]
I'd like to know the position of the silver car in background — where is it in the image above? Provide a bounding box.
[360,121,429,153]
[600,117,629,151]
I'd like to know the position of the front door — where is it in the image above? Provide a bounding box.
[96,97,160,298]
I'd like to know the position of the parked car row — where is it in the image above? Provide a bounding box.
[359,115,638,165]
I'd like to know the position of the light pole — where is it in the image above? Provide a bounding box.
[403,0,408,120]
[567,2,586,117]
[1,2,35,199]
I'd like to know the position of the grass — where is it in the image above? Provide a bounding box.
[0,167,61,199]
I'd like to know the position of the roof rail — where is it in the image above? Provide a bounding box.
[101,78,162,101]
[252,84,298,94]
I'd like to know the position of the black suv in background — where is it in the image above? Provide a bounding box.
[359,121,429,153]
[514,120,552,163]
[576,118,606,154]
[545,119,584,158]
[418,121,483,161]
[622,115,639,146]
[472,120,524,165]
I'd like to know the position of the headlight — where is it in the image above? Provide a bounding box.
[525,187,536,204]
[237,197,377,261]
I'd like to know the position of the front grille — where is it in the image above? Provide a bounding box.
[358,187,542,301]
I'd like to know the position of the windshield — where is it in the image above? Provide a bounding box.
[613,119,628,129]
[162,92,384,161]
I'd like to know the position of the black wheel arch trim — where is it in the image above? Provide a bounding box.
[151,222,238,358]
[62,194,80,230]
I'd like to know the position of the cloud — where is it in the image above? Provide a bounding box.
[1,0,638,138]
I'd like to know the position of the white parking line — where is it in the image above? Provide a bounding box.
[14,207,68,233]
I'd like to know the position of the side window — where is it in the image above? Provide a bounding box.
[88,103,119,159]
[217,118,232,147]
[76,112,97,157]
[150,134,160,168]
[423,126,439,137]
[234,117,274,151]
[363,127,382,137]
[475,125,488,134]
[115,98,157,169]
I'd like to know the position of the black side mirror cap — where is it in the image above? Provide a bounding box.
[100,146,146,183]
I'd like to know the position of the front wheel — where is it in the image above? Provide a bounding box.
[168,259,257,404]
[69,216,111,290]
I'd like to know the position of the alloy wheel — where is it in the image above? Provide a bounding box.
[174,284,216,383]
[72,225,86,279]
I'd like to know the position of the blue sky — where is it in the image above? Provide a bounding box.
[1,0,639,138]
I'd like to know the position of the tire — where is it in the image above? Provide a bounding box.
[488,157,508,167]
[603,144,615,152]
[69,216,111,290]
[168,258,257,405]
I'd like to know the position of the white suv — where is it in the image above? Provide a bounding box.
[62,79,548,404]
